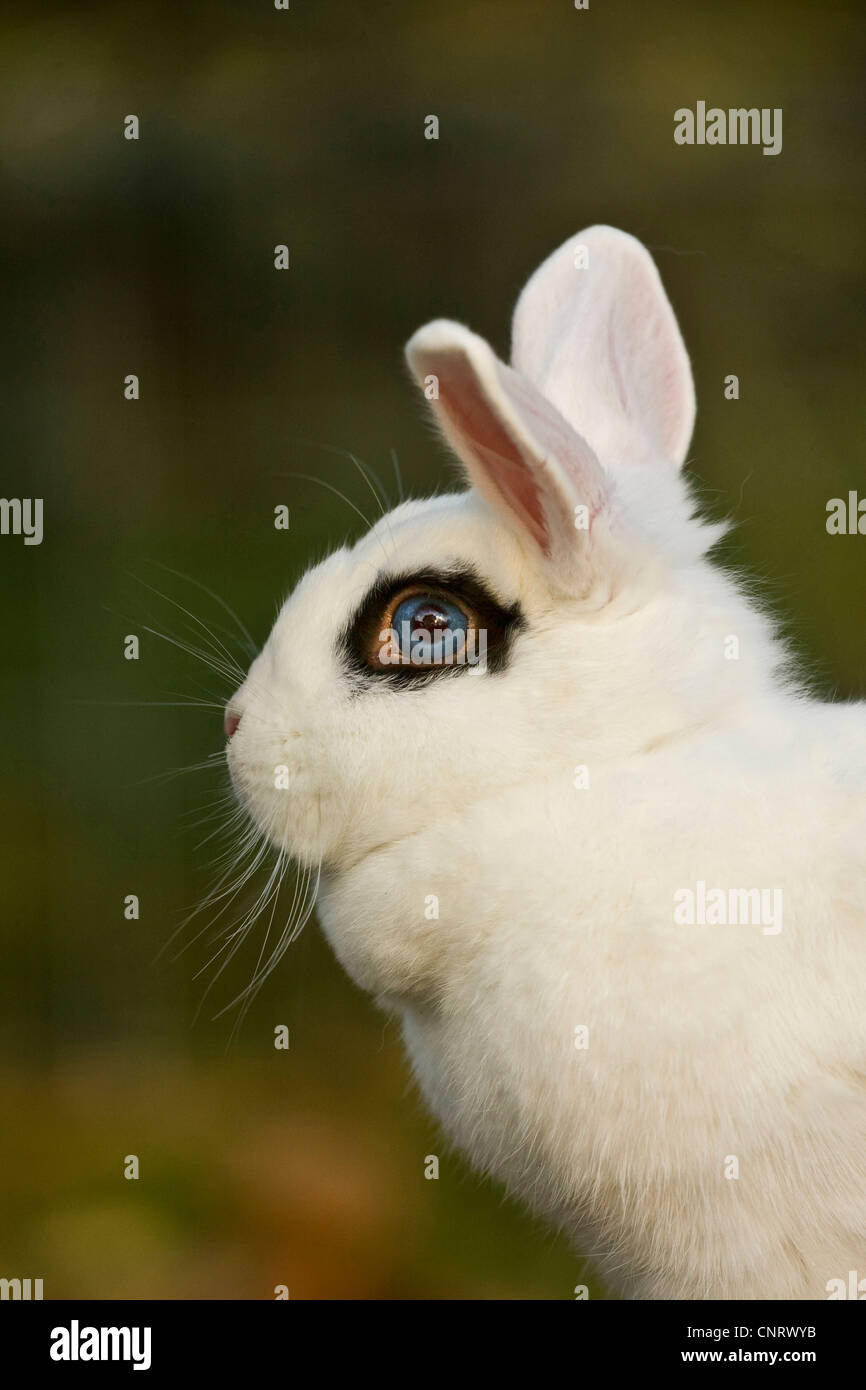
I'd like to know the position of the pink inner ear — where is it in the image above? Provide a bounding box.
[435,353,551,552]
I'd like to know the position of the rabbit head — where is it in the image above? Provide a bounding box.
[226,227,764,934]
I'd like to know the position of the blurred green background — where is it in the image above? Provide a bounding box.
[0,0,863,1299]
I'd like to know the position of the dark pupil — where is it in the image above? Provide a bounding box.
[412,604,448,636]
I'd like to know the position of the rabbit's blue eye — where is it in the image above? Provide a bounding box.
[391,594,470,665]
[345,566,522,680]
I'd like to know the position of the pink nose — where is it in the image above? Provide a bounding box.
[224,709,241,739]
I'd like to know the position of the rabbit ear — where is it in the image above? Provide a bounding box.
[511,226,695,468]
[405,319,608,578]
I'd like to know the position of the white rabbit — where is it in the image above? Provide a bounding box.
[226,226,866,1299]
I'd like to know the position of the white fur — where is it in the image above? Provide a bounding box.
[227,227,866,1299]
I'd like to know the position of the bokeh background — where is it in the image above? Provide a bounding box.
[1,0,863,1299]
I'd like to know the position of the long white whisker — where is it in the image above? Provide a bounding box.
[134,751,227,788]
[129,573,249,681]
[391,447,405,502]
[148,561,259,655]
[193,837,293,1025]
[135,621,245,686]
[216,859,321,1026]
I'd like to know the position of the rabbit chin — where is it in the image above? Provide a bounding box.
[223,727,322,866]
